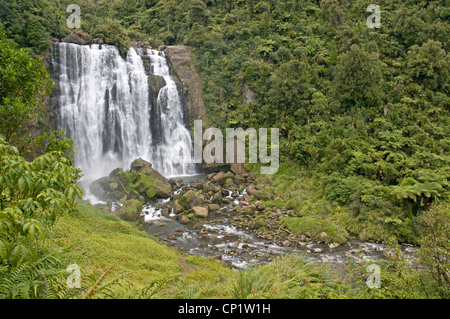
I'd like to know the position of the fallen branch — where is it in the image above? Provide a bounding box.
[82,258,127,299]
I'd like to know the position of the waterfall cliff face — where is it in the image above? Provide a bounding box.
[51,43,195,186]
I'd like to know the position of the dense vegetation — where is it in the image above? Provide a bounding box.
[0,0,449,299]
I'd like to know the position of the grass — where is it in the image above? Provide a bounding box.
[49,201,358,298]
[281,216,349,244]
[230,254,355,299]
[52,201,232,297]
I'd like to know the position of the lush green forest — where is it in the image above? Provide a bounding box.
[0,0,449,299]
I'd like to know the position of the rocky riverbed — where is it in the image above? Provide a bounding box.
[138,174,417,269]
[88,159,417,269]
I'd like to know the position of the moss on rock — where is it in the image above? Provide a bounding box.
[118,199,143,221]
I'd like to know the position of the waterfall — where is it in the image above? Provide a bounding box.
[146,49,196,178]
[51,43,196,187]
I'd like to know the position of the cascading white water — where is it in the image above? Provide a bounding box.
[51,43,195,188]
[146,49,196,177]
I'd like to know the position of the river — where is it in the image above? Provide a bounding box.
[138,179,418,270]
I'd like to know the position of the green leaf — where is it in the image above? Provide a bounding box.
[18,176,26,193]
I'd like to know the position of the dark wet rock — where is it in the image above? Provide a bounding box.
[89,176,112,199]
[161,208,169,217]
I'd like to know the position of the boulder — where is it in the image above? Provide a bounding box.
[61,31,91,45]
[179,215,190,224]
[212,171,234,186]
[202,182,216,193]
[212,171,225,183]
[117,199,143,221]
[328,243,340,249]
[178,189,205,209]
[173,200,184,214]
[192,206,208,218]
[212,190,222,203]
[130,158,153,171]
[130,158,172,198]
[208,204,221,212]
[89,176,111,199]
[255,183,266,190]
[90,158,172,203]
[233,175,246,185]
[246,185,260,197]
[230,163,245,175]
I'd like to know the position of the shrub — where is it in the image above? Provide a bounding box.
[281,216,348,244]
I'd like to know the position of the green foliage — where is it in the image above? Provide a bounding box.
[231,255,353,299]
[417,204,450,298]
[281,217,348,244]
[406,40,449,91]
[0,251,78,299]
[333,44,383,109]
[0,0,448,299]
[0,27,53,147]
[0,137,82,299]
[0,138,82,266]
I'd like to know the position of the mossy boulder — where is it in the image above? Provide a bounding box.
[173,199,185,214]
[117,199,143,221]
[90,175,128,201]
[178,189,205,210]
[130,158,171,199]
[89,159,172,203]
[212,171,235,186]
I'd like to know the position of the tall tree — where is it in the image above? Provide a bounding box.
[333,44,383,110]
[0,28,53,147]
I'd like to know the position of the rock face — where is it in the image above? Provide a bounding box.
[242,84,257,107]
[61,31,92,45]
[164,45,206,122]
